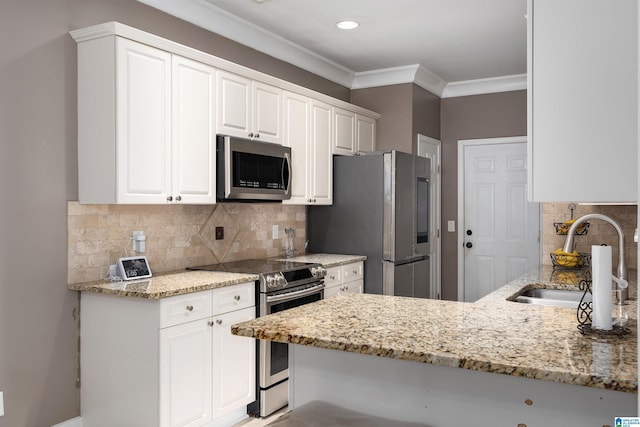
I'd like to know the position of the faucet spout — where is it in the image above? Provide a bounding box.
[562,213,627,303]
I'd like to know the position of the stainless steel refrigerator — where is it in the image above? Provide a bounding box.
[307,151,431,298]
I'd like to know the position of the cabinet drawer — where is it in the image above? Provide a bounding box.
[342,262,363,283]
[160,290,213,328]
[324,267,342,288]
[212,282,255,315]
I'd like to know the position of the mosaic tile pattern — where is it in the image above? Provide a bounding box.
[542,203,637,269]
[67,202,305,284]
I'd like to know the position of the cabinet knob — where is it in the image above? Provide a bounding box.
[167,196,173,202]
[353,270,358,274]
[234,295,241,301]
[248,132,254,138]
[175,195,182,202]
[186,305,194,311]
[208,321,214,327]
[255,133,260,139]
[216,319,223,325]
[329,275,335,280]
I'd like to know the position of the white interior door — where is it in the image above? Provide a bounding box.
[458,137,540,302]
[417,134,441,299]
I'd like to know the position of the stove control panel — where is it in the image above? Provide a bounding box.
[265,272,286,289]
[310,266,327,279]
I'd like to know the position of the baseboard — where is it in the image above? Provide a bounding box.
[52,416,82,427]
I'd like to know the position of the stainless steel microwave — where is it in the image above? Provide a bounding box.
[216,135,292,201]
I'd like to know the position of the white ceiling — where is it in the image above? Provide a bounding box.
[138,0,528,97]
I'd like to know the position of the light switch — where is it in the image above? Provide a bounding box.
[447,221,456,232]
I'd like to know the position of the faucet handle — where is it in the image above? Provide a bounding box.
[612,275,628,289]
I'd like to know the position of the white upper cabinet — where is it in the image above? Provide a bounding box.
[527,0,637,202]
[72,22,381,205]
[333,107,377,156]
[282,92,332,205]
[217,70,282,144]
[115,38,172,204]
[77,37,216,204]
[356,114,376,153]
[172,56,217,204]
[309,100,333,204]
[333,107,356,155]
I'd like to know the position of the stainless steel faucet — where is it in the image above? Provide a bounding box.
[562,213,628,303]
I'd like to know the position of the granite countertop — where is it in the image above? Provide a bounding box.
[279,253,366,268]
[232,266,638,393]
[68,270,259,299]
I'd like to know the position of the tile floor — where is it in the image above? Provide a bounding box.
[232,407,288,427]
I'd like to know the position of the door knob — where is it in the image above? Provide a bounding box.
[465,242,473,248]
[466,230,473,236]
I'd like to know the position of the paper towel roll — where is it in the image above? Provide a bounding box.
[592,245,612,330]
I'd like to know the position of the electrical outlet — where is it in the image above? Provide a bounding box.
[272,225,278,239]
[215,226,224,240]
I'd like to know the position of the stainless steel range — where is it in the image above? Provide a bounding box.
[189,259,326,417]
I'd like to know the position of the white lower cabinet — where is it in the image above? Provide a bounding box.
[324,262,364,298]
[80,282,256,427]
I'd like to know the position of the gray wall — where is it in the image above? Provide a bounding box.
[351,83,441,154]
[440,90,527,300]
[0,1,347,425]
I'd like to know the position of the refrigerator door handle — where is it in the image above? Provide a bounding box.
[392,255,427,266]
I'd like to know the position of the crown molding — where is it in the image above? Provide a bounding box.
[137,0,526,98]
[137,0,355,88]
[441,74,527,98]
[352,64,448,97]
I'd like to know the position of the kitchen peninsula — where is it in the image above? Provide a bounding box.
[232,267,638,426]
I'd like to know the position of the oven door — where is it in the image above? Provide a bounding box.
[260,282,324,388]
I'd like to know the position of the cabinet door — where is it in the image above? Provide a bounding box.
[282,92,311,204]
[333,107,356,155]
[217,70,251,138]
[324,284,341,299]
[355,114,376,154]
[212,306,256,419]
[116,38,172,203]
[253,81,283,144]
[343,279,364,295]
[310,100,333,204]
[160,319,213,427]
[172,56,217,204]
[528,0,637,202]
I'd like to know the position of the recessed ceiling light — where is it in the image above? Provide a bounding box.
[336,20,359,30]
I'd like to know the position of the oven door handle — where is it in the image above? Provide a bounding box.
[266,283,324,304]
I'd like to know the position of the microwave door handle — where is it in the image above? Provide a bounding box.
[283,152,292,192]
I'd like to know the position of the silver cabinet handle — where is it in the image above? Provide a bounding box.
[175,195,182,202]
[255,133,260,138]
[234,295,241,301]
[167,196,173,202]
[216,319,222,325]
[186,305,194,311]
[208,321,214,327]
[248,132,254,138]
[329,275,336,280]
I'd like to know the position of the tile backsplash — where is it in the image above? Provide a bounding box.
[542,203,637,270]
[67,202,306,284]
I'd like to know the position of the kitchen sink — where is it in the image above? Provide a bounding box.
[511,288,588,308]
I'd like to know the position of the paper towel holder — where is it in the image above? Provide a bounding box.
[576,277,631,336]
